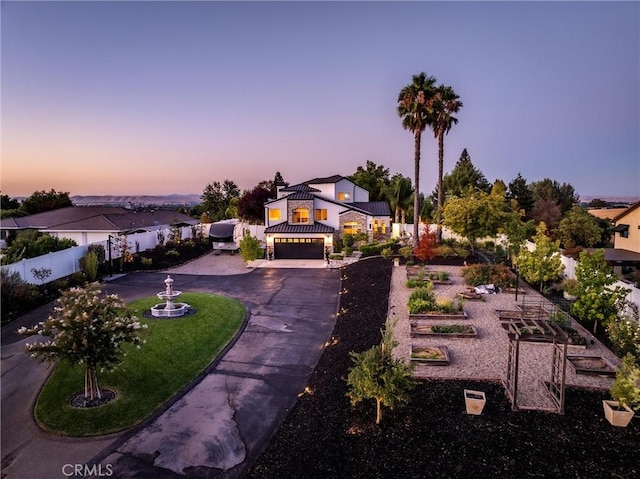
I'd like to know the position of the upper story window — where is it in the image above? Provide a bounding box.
[337,192,351,202]
[269,209,281,222]
[315,209,328,221]
[292,208,309,223]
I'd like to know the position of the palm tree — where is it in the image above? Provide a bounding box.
[397,73,437,247]
[386,174,413,225]
[431,84,463,240]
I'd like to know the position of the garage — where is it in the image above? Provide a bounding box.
[274,237,325,259]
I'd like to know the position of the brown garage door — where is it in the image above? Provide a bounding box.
[274,238,325,259]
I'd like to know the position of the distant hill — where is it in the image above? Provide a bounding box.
[580,195,639,205]
[72,194,201,207]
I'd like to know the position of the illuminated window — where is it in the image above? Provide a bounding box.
[343,222,360,234]
[269,209,281,221]
[315,209,328,221]
[337,192,351,201]
[292,208,309,223]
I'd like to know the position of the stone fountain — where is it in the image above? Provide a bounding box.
[150,275,190,318]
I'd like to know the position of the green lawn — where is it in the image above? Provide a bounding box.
[34,292,246,436]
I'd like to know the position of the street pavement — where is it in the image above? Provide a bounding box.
[1,264,340,479]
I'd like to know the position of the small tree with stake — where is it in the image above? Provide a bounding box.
[18,283,146,400]
[347,323,414,425]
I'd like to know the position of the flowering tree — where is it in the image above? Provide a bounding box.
[18,283,146,400]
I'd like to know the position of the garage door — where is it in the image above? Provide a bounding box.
[274,238,325,259]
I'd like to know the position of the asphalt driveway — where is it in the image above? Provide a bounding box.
[1,267,340,479]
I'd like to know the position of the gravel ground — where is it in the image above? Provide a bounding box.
[160,251,253,275]
[248,258,639,479]
[388,265,620,410]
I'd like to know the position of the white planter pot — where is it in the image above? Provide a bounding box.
[464,389,486,415]
[603,400,635,427]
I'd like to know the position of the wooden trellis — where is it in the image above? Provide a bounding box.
[504,308,569,414]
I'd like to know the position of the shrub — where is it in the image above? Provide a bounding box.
[141,257,153,268]
[81,250,99,282]
[342,234,355,248]
[239,233,262,263]
[610,354,640,411]
[165,249,180,258]
[344,246,354,257]
[381,247,392,259]
[606,307,640,362]
[1,270,38,324]
[413,231,437,262]
[409,285,434,300]
[360,243,383,257]
[399,246,413,259]
[461,264,514,288]
[406,278,431,288]
[87,244,106,265]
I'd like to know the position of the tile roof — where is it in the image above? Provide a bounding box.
[280,183,321,193]
[0,206,197,232]
[350,201,391,216]
[264,221,335,234]
[283,192,315,200]
[305,175,345,185]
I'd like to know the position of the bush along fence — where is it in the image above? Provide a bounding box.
[1,225,197,285]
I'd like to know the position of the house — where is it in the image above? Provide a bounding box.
[608,200,640,276]
[263,175,391,259]
[0,206,198,246]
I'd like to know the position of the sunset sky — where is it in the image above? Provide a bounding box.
[2,1,638,198]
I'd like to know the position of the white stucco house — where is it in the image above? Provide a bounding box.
[263,175,391,259]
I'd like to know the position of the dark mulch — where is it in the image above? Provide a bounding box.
[248,257,639,479]
[69,388,117,408]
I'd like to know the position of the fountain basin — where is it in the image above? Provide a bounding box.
[151,302,191,318]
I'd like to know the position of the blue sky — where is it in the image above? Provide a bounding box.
[2,1,638,198]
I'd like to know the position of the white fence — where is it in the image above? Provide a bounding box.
[2,225,197,285]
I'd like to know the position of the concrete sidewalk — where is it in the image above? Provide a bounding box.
[1,266,340,479]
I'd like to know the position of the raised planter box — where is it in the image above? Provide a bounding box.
[603,400,635,427]
[567,355,616,377]
[410,322,478,338]
[409,345,450,366]
[409,310,468,321]
[503,287,526,295]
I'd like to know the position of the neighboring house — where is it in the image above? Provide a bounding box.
[0,206,198,246]
[608,201,640,275]
[263,175,391,259]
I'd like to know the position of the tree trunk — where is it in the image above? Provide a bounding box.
[85,367,101,400]
[413,130,422,248]
[376,397,382,425]
[436,130,445,242]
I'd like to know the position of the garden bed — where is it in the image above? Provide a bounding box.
[567,355,617,377]
[409,345,450,365]
[409,310,468,321]
[410,323,478,338]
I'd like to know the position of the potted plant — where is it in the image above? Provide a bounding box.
[560,278,580,301]
[464,389,486,415]
[603,354,640,427]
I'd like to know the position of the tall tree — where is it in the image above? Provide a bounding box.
[531,178,578,216]
[237,185,273,224]
[397,72,438,247]
[437,149,491,199]
[442,186,509,255]
[0,194,20,210]
[507,173,534,214]
[348,160,391,202]
[556,206,602,249]
[431,84,463,239]
[20,189,73,215]
[200,179,240,222]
